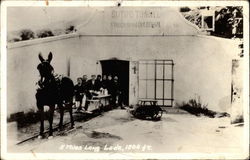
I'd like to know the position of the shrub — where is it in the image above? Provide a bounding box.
[178,96,217,118]
[37,29,54,38]
[12,38,21,42]
[65,25,77,34]
[212,6,243,39]
[180,6,243,39]
[8,37,21,43]
[19,29,35,41]
[180,7,191,12]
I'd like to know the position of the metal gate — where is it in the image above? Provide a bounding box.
[138,60,174,107]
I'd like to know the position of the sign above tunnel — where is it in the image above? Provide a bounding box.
[77,7,200,36]
[109,9,161,29]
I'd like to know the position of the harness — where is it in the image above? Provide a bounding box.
[37,75,56,90]
[36,74,74,107]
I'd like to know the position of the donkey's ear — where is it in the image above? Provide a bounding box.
[47,52,53,63]
[38,52,45,62]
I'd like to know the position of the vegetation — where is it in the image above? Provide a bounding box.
[19,29,35,41]
[37,29,54,38]
[177,96,217,118]
[213,6,243,38]
[180,7,191,12]
[181,8,202,28]
[65,25,77,34]
[8,24,77,43]
[10,37,21,42]
[180,6,243,39]
[9,6,244,42]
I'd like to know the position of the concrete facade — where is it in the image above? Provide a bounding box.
[231,59,244,123]
[7,7,241,117]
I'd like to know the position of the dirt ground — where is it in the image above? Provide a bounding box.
[7,108,245,155]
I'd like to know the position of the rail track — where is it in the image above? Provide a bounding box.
[16,108,107,145]
[15,106,168,145]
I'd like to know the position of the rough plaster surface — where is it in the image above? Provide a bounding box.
[7,7,240,116]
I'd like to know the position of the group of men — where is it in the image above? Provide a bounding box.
[74,74,122,112]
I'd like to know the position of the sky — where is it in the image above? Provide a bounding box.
[7,6,184,33]
[7,7,96,32]
[7,6,199,37]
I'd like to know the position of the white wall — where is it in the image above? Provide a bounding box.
[7,35,81,116]
[75,35,238,112]
[231,59,244,123]
[7,34,239,117]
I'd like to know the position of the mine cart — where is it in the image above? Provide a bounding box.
[131,99,163,120]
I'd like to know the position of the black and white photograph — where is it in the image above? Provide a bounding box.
[1,1,249,159]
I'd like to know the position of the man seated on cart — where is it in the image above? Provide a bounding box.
[84,75,99,112]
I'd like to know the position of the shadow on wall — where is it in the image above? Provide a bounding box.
[7,109,51,128]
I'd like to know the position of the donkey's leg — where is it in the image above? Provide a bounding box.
[69,102,74,129]
[48,105,55,137]
[59,104,64,130]
[38,106,44,138]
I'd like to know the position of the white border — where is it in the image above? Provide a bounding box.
[242,2,249,157]
[1,1,249,159]
[1,0,249,7]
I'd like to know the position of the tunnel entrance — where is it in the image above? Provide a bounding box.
[100,59,129,105]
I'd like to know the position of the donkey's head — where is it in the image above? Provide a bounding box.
[37,52,54,78]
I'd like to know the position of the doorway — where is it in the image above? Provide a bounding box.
[100,59,129,105]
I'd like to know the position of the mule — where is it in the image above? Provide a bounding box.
[36,52,74,139]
